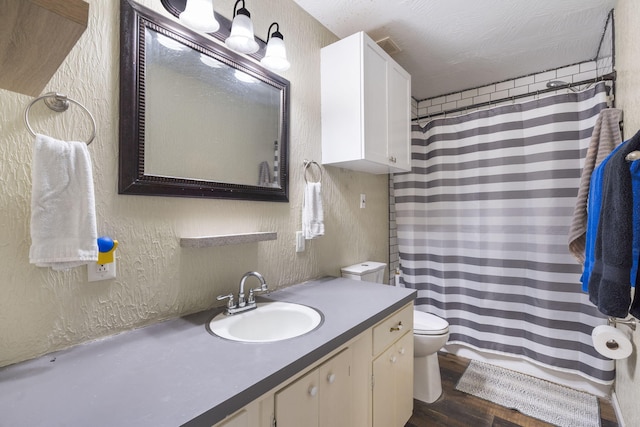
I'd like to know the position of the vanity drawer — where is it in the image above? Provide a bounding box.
[372,303,413,356]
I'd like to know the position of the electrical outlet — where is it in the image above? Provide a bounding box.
[87,260,116,282]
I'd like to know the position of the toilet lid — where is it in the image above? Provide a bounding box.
[341,261,386,275]
[413,311,449,335]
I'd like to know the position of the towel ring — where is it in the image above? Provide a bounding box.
[303,160,322,184]
[24,92,97,145]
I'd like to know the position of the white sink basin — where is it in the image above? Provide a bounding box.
[207,301,323,342]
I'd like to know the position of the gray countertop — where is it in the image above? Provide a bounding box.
[0,277,416,427]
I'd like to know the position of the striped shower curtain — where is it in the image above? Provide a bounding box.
[395,82,614,383]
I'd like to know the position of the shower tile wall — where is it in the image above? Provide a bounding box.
[389,60,609,286]
[415,61,599,118]
[389,176,398,285]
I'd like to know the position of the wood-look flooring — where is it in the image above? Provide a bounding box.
[405,352,619,427]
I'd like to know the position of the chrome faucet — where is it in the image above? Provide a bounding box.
[216,271,268,315]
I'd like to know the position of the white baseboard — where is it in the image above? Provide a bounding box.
[611,391,625,427]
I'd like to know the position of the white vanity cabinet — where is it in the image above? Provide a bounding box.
[321,31,412,174]
[212,303,413,427]
[372,303,414,427]
[275,348,352,427]
[212,333,369,427]
[212,398,271,427]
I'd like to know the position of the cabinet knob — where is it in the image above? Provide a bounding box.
[390,355,397,364]
[390,321,403,332]
[308,385,318,397]
[398,347,406,355]
[389,156,397,163]
[327,373,336,384]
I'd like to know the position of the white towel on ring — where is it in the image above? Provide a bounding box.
[29,134,98,270]
[302,182,324,239]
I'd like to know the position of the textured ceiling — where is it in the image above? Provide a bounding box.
[293,0,617,100]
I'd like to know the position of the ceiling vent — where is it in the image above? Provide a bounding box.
[376,36,402,56]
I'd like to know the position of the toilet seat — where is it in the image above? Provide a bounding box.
[414,311,449,335]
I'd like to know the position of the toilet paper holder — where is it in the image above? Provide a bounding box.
[608,317,637,331]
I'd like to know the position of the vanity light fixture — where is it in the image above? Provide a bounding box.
[260,22,290,72]
[225,0,259,54]
[179,0,220,33]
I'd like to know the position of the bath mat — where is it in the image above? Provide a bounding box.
[455,360,600,427]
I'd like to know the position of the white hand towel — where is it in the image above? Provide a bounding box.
[29,134,98,270]
[258,160,271,186]
[302,182,324,240]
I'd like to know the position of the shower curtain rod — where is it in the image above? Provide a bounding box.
[413,71,616,122]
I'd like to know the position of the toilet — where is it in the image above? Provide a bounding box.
[341,261,450,404]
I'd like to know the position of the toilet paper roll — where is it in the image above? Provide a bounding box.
[591,325,633,359]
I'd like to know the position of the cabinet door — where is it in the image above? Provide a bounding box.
[319,348,352,427]
[350,331,373,427]
[372,343,397,427]
[372,332,414,427]
[275,368,320,427]
[387,60,411,172]
[362,37,389,166]
[394,332,414,426]
[214,409,248,427]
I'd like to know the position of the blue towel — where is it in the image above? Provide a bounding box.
[588,130,640,317]
[581,143,624,291]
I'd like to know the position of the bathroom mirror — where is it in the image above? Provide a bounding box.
[119,0,289,201]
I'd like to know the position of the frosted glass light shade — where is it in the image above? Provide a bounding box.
[225,13,259,54]
[261,36,290,72]
[179,0,220,33]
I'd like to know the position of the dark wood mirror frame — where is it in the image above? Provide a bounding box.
[119,0,290,202]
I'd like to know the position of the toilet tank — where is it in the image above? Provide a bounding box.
[341,261,386,284]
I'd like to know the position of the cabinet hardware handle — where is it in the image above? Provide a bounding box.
[308,385,318,397]
[389,156,397,163]
[390,321,403,332]
[390,355,397,363]
[398,347,406,355]
[327,373,336,384]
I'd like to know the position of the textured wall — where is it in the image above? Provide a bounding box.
[611,2,640,425]
[0,0,389,367]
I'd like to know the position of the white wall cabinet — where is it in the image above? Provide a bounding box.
[212,303,413,427]
[321,31,412,174]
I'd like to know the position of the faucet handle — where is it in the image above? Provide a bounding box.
[247,283,268,304]
[216,293,235,309]
[254,282,268,292]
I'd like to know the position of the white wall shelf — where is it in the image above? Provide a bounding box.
[180,232,277,248]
